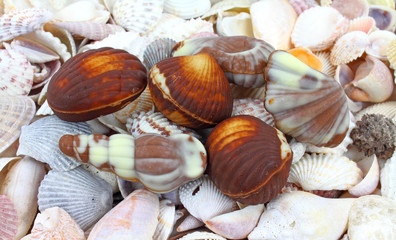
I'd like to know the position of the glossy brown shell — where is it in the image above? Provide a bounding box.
[205,115,293,204]
[148,52,233,129]
[47,47,147,122]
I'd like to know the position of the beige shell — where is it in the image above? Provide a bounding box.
[366,30,396,61]
[330,31,370,66]
[153,200,175,240]
[367,0,395,9]
[52,22,125,41]
[387,37,396,69]
[216,11,254,37]
[313,50,336,77]
[355,101,396,121]
[380,152,396,200]
[348,154,380,196]
[177,231,227,240]
[201,0,252,19]
[164,0,211,19]
[288,153,363,191]
[0,194,18,240]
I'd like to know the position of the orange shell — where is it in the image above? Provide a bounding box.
[287,47,323,71]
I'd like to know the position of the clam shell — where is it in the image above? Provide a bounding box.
[288,0,319,15]
[367,0,395,9]
[164,0,211,19]
[231,98,275,127]
[37,166,113,231]
[0,95,35,155]
[177,231,227,240]
[53,22,125,41]
[0,8,53,42]
[348,154,380,196]
[313,50,336,77]
[88,188,159,240]
[216,11,254,37]
[179,175,238,223]
[0,195,18,240]
[264,50,350,147]
[154,199,176,240]
[348,16,376,34]
[10,37,60,64]
[287,153,363,191]
[369,5,396,31]
[380,152,396,200]
[112,0,163,33]
[291,6,349,51]
[330,31,370,66]
[366,30,396,61]
[355,101,396,121]
[17,115,92,171]
[30,207,85,240]
[143,38,177,72]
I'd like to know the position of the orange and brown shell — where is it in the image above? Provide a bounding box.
[47,47,147,122]
[205,115,293,204]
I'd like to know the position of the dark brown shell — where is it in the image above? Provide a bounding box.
[47,47,147,122]
[205,115,293,204]
[148,52,233,129]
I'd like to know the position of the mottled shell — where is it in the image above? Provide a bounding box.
[143,38,177,72]
[206,115,293,204]
[264,50,350,147]
[330,31,370,66]
[149,53,233,129]
[47,47,147,122]
[231,98,275,127]
[0,195,18,240]
[172,36,275,88]
[52,22,125,41]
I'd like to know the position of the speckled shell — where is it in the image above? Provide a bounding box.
[330,31,370,65]
[143,38,177,72]
[53,22,125,41]
[37,166,113,231]
[206,115,293,204]
[264,50,350,147]
[0,195,18,240]
[164,0,211,19]
[172,36,275,88]
[231,98,275,127]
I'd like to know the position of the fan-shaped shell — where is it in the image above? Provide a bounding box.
[330,31,370,66]
[154,199,176,240]
[348,16,376,34]
[143,38,177,72]
[380,153,396,200]
[0,195,18,240]
[313,50,336,78]
[164,0,211,19]
[288,153,363,191]
[205,115,293,204]
[52,22,125,41]
[288,0,318,15]
[37,166,113,231]
[355,101,396,121]
[231,98,275,127]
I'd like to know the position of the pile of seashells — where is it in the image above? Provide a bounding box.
[1,0,396,239]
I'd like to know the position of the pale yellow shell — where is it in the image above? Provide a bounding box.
[386,37,396,69]
[355,101,396,121]
[367,0,395,9]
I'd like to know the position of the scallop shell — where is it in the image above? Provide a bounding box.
[0,43,34,96]
[369,5,396,31]
[37,166,113,231]
[52,22,125,41]
[313,50,336,77]
[291,6,349,51]
[0,8,53,42]
[177,231,227,240]
[0,95,35,155]
[17,115,92,171]
[250,0,297,50]
[380,152,396,200]
[0,195,18,240]
[179,175,238,223]
[366,30,396,61]
[88,188,159,240]
[112,0,163,33]
[30,207,85,240]
[154,200,176,240]
[143,38,177,72]
[288,0,319,15]
[330,31,370,66]
[348,16,376,34]
[231,98,275,126]
[216,11,254,37]
[164,0,211,19]
[288,153,363,191]
[264,50,350,147]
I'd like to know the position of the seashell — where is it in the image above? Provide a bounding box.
[0,195,18,240]
[30,207,85,240]
[367,0,395,9]
[387,37,396,69]
[313,50,336,77]
[43,22,77,57]
[0,156,46,239]
[143,38,177,72]
[287,153,363,191]
[37,166,113,231]
[10,37,60,64]
[348,154,380,196]
[161,188,181,205]
[117,177,145,198]
[289,138,307,164]
[88,188,159,240]
[205,204,264,239]
[164,0,211,19]
[97,114,129,134]
[52,22,125,41]
[18,115,91,171]
[248,191,355,240]
[288,0,319,15]
[287,47,323,71]
[149,52,233,128]
[231,98,275,127]
[202,0,253,19]
[229,84,266,100]
[172,36,275,88]
[348,16,376,34]
[342,55,394,103]
[3,0,32,13]
[380,152,396,200]
[206,115,293,204]
[154,199,176,240]
[291,6,349,51]
[369,5,396,31]
[59,133,207,193]
[216,11,254,37]
[250,0,297,50]
[348,195,396,239]
[355,101,396,121]
[177,231,227,240]
[330,31,370,66]
[176,214,204,232]
[112,0,163,33]
[179,175,238,223]
[329,0,369,20]
[264,50,350,147]
[47,47,147,122]
[188,31,218,39]
[0,95,35,155]
[0,8,53,42]
[366,30,396,61]
[81,163,119,193]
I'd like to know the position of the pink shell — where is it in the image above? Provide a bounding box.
[0,195,18,240]
[53,22,125,41]
[288,0,318,15]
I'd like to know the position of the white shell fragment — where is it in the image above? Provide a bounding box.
[164,0,211,19]
[0,194,18,240]
[380,152,396,200]
[348,154,380,196]
[178,231,227,240]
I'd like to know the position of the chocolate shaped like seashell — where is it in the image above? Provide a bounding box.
[205,115,293,204]
[47,47,147,122]
[148,53,233,129]
[264,50,350,147]
[171,36,275,88]
[59,133,207,193]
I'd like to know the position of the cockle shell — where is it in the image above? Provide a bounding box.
[143,38,177,72]
[380,152,396,200]
[0,195,18,240]
[348,16,376,34]
[291,6,349,51]
[248,191,355,240]
[30,207,85,240]
[366,30,396,60]
[17,115,92,171]
[52,22,125,41]
[250,0,297,50]
[154,199,176,240]
[287,153,363,191]
[330,31,370,66]
[369,5,396,31]
[88,188,159,240]
[37,166,113,231]
[216,11,254,37]
[0,8,53,42]
[164,0,211,19]
[231,98,275,127]
[264,50,350,147]
[348,154,380,196]
[59,133,207,193]
[179,175,238,223]
[177,231,227,240]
